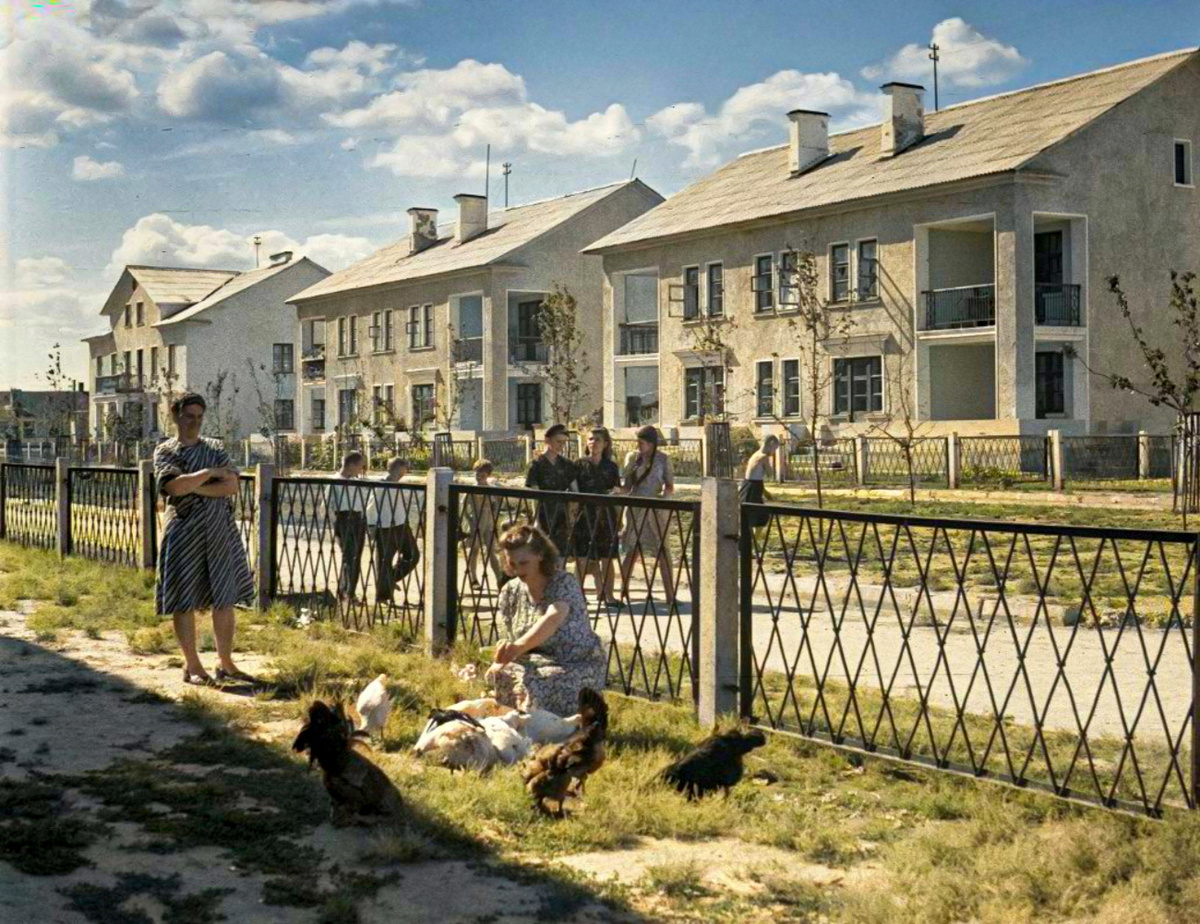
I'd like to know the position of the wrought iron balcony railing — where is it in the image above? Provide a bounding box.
[510,337,549,363]
[94,373,145,395]
[619,322,659,355]
[453,337,484,364]
[1035,283,1082,326]
[923,284,996,330]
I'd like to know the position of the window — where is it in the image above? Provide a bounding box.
[123,351,131,377]
[834,356,883,418]
[753,255,774,313]
[384,384,395,418]
[1176,140,1193,186]
[408,307,420,349]
[384,309,394,351]
[1036,351,1065,418]
[684,366,725,420]
[123,305,131,328]
[857,240,878,300]
[831,244,850,301]
[136,349,144,384]
[338,317,348,356]
[412,384,435,428]
[136,302,144,326]
[372,385,383,424]
[756,360,775,417]
[778,251,798,307]
[371,311,383,352]
[513,299,544,362]
[683,266,700,320]
[423,304,433,348]
[516,383,542,428]
[273,343,294,374]
[337,388,357,428]
[707,263,724,317]
[150,347,159,382]
[167,345,176,376]
[311,395,326,431]
[348,315,358,355]
[623,366,658,426]
[274,399,295,431]
[782,359,801,417]
[109,354,118,375]
[303,319,326,354]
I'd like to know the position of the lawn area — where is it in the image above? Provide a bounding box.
[7,543,1200,922]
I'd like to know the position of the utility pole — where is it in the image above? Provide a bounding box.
[484,144,490,202]
[502,162,512,208]
[928,42,940,111]
[253,235,262,268]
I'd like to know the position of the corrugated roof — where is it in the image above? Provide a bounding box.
[291,181,641,302]
[587,49,1196,252]
[155,258,323,326]
[124,266,240,313]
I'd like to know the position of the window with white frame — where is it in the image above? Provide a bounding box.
[830,243,850,301]
[412,383,435,427]
[778,251,798,308]
[707,263,724,317]
[371,311,383,352]
[682,266,700,319]
[1176,140,1194,186]
[384,384,395,419]
[348,315,358,355]
[311,394,326,431]
[755,360,775,417]
[753,255,774,313]
[782,359,801,417]
[833,356,883,419]
[384,309,394,351]
[337,317,348,356]
[857,240,878,300]
[684,365,725,420]
[423,304,433,348]
[274,399,295,431]
[273,343,294,374]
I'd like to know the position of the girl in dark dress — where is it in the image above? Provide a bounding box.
[524,423,578,557]
[571,427,622,603]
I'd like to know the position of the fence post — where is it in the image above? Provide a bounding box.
[1193,534,1200,807]
[700,430,710,477]
[55,457,70,558]
[424,467,454,655]
[699,477,740,726]
[1049,430,1064,491]
[138,460,155,570]
[523,434,533,468]
[1138,430,1150,481]
[774,440,788,484]
[855,435,868,487]
[0,464,6,540]
[475,435,485,465]
[254,463,274,611]
[947,432,960,490]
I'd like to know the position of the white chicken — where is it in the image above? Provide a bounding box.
[480,714,532,765]
[412,710,500,771]
[355,673,392,738]
[512,708,583,746]
[447,696,514,720]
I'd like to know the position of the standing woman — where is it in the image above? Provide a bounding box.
[620,425,676,601]
[570,427,622,604]
[741,435,779,529]
[524,423,578,559]
[154,394,255,686]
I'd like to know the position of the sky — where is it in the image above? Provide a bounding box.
[2,0,1198,389]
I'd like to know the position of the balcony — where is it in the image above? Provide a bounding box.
[923,285,996,331]
[1035,283,1082,326]
[94,373,144,395]
[453,336,484,365]
[510,337,548,364]
[619,322,659,356]
[302,343,326,361]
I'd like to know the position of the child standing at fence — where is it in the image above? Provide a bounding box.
[740,435,778,528]
[463,459,506,590]
[366,457,420,604]
[327,451,367,605]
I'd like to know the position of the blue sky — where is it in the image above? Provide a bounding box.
[2,0,1198,388]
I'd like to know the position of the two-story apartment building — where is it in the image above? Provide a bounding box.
[287,181,663,438]
[586,49,1200,437]
[82,255,330,441]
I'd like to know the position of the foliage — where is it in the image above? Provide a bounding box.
[868,349,935,506]
[35,342,83,440]
[246,360,291,439]
[519,284,589,425]
[202,370,241,447]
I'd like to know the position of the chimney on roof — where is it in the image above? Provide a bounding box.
[269,250,293,266]
[787,109,829,175]
[454,194,488,244]
[407,207,439,254]
[880,82,925,158]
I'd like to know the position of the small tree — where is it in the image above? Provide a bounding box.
[681,312,742,423]
[36,343,82,444]
[517,284,589,425]
[202,370,241,448]
[245,359,291,439]
[436,324,477,432]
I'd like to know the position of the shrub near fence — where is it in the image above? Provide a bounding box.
[481,439,527,475]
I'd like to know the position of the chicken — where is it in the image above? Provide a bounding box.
[480,715,532,765]
[521,688,608,818]
[514,708,583,746]
[660,727,767,800]
[411,709,500,771]
[355,673,392,738]
[292,700,403,826]
[447,696,514,720]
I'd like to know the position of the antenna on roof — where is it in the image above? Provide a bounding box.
[630,158,637,180]
[484,144,491,203]
[928,42,940,111]
[502,162,512,208]
[252,235,262,269]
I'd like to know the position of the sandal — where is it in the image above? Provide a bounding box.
[214,667,260,685]
[182,668,217,687]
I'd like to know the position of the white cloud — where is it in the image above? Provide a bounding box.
[862,18,1028,89]
[15,257,73,289]
[158,49,289,122]
[0,256,95,387]
[304,40,400,76]
[73,155,126,180]
[648,70,881,168]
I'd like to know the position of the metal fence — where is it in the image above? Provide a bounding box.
[1063,436,1140,481]
[449,483,701,703]
[740,501,1198,816]
[785,439,858,486]
[481,439,528,475]
[958,435,1049,485]
[864,437,950,487]
[0,463,56,550]
[271,476,426,634]
[66,467,140,567]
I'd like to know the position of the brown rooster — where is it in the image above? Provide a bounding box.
[521,688,608,818]
[292,700,404,826]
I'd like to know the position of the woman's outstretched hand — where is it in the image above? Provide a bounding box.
[493,640,522,666]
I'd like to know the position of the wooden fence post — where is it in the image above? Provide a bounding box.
[947,432,960,490]
[138,460,156,570]
[699,477,740,726]
[1138,430,1150,481]
[855,435,868,487]
[56,457,70,558]
[254,463,274,611]
[424,467,454,655]
[1049,430,1064,491]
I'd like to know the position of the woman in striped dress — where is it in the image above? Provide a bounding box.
[154,394,255,687]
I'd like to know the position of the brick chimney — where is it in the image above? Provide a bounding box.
[880,82,925,158]
[787,109,829,175]
[454,194,488,244]
[407,207,439,254]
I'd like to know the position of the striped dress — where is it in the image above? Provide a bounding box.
[154,437,254,615]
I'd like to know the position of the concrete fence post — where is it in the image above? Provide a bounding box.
[774,440,788,484]
[299,438,309,472]
[0,464,6,540]
[254,463,274,611]
[1049,430,1064,491]
[855,435,868,487]
[242,439,252,468]
[523,434,534,468]
[947,432,960,490]
[1138,430,1150,481]
[138,460,156,570]
[699,477,740,726]
[475,435,485,465]
[56,457,70,558]
[424,467,454,655]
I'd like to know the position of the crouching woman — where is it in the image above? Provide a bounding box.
[487,523,606,717]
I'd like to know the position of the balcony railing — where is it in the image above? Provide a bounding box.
[94,373,145,395]
[302,359,326,382]
[301,343,326,361]
[454,337,484,364]
[510,337,548,363]
[923,284,996,330]
[619,322,659,356]
[1035,283,1082,326]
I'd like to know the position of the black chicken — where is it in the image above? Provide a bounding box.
[292,700,404,825]
[522,688,608,818]
[661,727,767,800]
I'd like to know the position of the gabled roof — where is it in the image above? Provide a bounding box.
[122,266,240,315]
[291,180,652,303]
[586,49,1198,252]
[156,257,327,326]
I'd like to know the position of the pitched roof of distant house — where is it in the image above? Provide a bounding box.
[122,266,240,314]
[156,257,327,326]
[290,180,658,303]
[585,49,1198,253]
